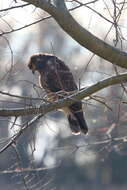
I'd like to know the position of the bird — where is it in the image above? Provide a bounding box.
[28,53,88,135]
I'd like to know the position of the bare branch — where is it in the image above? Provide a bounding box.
[0,72,127,117]
[0,114,43,154]
[0,90,42,100]
[0,3,30,12]
[0,164,58,174]
[0,2,114,36]
[22,0,127,69]
[0,16,51,36]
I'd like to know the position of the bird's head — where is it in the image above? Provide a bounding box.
[28,54,45,74]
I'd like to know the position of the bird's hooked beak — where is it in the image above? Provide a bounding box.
[28,63,36,74]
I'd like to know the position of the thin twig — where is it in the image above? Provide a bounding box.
[0,114,43,154]
[0,72,127,117]
[0,3,30,12]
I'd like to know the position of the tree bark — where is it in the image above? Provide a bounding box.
[0,72,127,117]
[22,0,127,69]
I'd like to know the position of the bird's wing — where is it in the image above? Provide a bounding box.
[54,58,88,134]
[54,58,78,92]
[43,57,78,95]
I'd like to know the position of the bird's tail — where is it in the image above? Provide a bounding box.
[74,111,88,135]
[67,114,81,135]
[67,111,88,135]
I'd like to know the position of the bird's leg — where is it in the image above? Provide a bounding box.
[46,92,58,102]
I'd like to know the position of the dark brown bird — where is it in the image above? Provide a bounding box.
[28,53,88,135]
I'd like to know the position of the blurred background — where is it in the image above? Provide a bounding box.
[0,0,127,189]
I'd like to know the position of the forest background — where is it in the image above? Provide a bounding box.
[0,0,127,189]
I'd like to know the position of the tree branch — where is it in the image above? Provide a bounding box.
[22,0,127,69]
[0,3,30,12]
[0,72,127,117]
[0,114,43,154]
